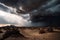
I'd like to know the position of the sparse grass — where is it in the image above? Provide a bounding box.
[0,27,60,40]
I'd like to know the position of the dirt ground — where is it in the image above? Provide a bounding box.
[0,27,60,40]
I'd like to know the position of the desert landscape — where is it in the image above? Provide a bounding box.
[0,25,60,40]
[0,0,60,40]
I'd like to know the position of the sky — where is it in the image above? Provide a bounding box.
[0,0,60,27]
[0,3,30,26]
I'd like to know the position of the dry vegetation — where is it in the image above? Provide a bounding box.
[0,26,60,40]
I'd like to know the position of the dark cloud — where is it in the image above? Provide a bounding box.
[0,0,18,8]
[0,0,60,26]
[29,0,60,26]
[0,4,11,12]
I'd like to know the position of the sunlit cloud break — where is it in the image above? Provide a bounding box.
[0,10,30,26]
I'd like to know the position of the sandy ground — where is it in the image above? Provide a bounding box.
[0,27,60,40]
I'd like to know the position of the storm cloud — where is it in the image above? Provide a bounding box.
[0,0,60,26]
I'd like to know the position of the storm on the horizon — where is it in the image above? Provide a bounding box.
[0,0,60,27]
